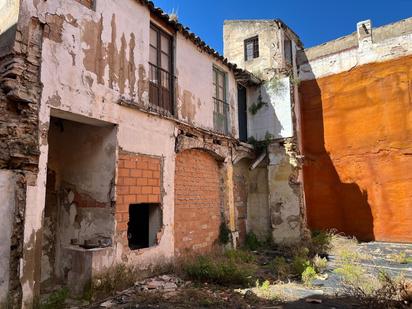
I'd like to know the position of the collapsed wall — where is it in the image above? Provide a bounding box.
[224,20,306,243]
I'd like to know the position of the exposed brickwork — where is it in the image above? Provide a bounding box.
[0,15,44,306]
[116,151,162,237]
[174,149,221,256]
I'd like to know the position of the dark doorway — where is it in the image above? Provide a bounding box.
[237,85,248,142]
[128,203,162,250]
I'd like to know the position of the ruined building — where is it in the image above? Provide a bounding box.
[0,0,411,307]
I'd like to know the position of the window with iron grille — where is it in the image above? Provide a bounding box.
[244,36,259,61]
[149,24,174,114]
[213,67,229,134]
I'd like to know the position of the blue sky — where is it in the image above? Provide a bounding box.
[153,0,412,53]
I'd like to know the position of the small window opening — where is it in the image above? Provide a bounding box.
[244,36,259,61]
[128,203,162,250]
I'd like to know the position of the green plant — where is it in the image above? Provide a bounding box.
[391,251,412,264]
[247,132,274,154]
[334,263,366,288]
[301,266,317,286]
[219,222,230,245]
[292,256,311,276]
[244,232,261,251]
[271,256,291,280]
[184,255,254,286]
[248,94,268,115]
[313,255,328,274]
[35,288,69,309]
[339,270,409,307]
[310,230,332,256]
[254,279,280,300]
[90,264,140,300]
[224,249,256,263]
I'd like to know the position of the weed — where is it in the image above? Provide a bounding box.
[248,95,268,115]
[90,264,140,301]
[271,256,291,280]
[340,270,410,307]
[301,266,317,286]
[254,280,280,300]
[291,256,311,276]
[334,263,367,287]
[391,251,412,264]
[184,254,255,286]
[34,288,68,309]
[224,249,256,263]
[244,232,261,251]
[313,255,328,273]
[247,132,274,154]
[310,230,332,256]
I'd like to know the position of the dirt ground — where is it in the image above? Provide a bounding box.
[62,241,412,309]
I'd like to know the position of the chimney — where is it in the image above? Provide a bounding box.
[357,19,373,48]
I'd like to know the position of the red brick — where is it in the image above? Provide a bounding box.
[152,187,161,195]
[124,160,136,169]
[148,179,160,186]
[141,186,152,194]
[129,186,141,194]
[136,194,149,203]
[142,170,152,178]
[148,194,160,203]
[124,177,136,186]
[174,149,221,257]
[124,194,136,204]
[152,171,160,179]
[136,178,148,186]
[130,169,142,178]
[118,168,129,177]
[116,203,128,213]
[136,161,148,169]
[117,186,129,195]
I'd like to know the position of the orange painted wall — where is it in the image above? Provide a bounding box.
[300,55,412,242]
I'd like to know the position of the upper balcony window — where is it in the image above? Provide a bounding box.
[244,36,259,61]
[213,67,229,134]
[149,24,174,114]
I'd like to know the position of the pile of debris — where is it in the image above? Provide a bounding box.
[97,275,188,308]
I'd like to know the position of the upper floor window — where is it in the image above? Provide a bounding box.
[244,36,259,61]
[149,24,174,114]
[213,67,229,134]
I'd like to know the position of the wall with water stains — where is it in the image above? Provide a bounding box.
[16,0,243,306]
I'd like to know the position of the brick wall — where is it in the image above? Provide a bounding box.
[174,149,221,256]
[116,151,162,239]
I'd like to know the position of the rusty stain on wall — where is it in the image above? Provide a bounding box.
[181,90,196,122]
[82,14,136,95]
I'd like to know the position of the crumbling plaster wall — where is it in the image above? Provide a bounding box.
[18,0,242,305]
[175,34,239,137]
[42,119,116,286]
[246,76,293,141]
[223,20,284,76]
[0,171,15,306]
[224,19,305,243]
